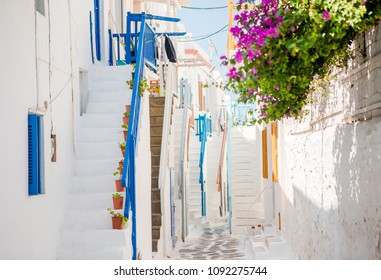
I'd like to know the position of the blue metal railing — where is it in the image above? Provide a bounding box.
[195,114,212,217]
[120,12,185,260]
[108,13,185,67]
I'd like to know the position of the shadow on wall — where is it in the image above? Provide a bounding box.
[332,118,381,259]
[285,117,381,259]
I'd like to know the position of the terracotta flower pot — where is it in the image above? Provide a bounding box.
[115,179,124,192]
[123,116,129,124]
[112,216,123,230]
[125,105,131,112]
[113,196,124,210]
[120,147,125,157]
[123,130,127,141]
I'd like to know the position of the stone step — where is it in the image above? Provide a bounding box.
[150,125,163,137]
[152,213,162,227]
[150,115,164,125]
[151,155,160,166]
[152,166,159,178]
[150,135,162,145]
[149,96,165,106]
[149,106,165,117]
[151,145,161,155]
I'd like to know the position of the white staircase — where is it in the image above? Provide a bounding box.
[188,131,202,221]
[57,66,133,259]
[206,133,224,222]
[247,223,296,259]
[231,126,264,235]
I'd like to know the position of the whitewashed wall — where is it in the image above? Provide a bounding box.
[280,23,381,259]
[0,0,81,259]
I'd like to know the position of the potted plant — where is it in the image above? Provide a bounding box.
[125,104,131,112]
[112,192,124,210]
[126,79,134,89]
[118,158,124,172]
[139,78,150,97]
[123,111,130,124]
[107,208,128,230]
[113,169,124,192]
[121,124,128,141]
[119,142,126,156]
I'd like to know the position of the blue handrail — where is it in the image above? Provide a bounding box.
[120,12,185,260]
[195,114,212,217]
[121,13,154,261]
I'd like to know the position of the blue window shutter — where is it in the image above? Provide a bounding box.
[28,114,40,195]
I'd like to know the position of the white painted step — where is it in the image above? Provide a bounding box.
[88,90,131,103]
[68,193,119,210]
[75,142,122,159]
[74,159,120,176]
[77,127,124,143]
[64,209,114,230]
[89,81,130,92]
[59,228,131,249]
[80,114,124,128]
[71,175,116,194]
[86,102,126,114]
[89,65,133,81]
[57,246,131,260]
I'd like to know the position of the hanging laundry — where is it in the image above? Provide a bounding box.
[165,35,177,63]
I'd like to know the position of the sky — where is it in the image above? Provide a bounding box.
[178,0,230,79]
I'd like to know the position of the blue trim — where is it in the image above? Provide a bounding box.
[94,0,101,61]
[28,114,42,196]
[195,114,212,217]
[108,29,113,66]
[89,11,95,64]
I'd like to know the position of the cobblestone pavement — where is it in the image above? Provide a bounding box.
[173,222,250,260]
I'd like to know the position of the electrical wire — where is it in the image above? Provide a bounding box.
[178,24,228,42]
[181,5,228,10]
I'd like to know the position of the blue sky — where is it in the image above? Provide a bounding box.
[178,0,230,78]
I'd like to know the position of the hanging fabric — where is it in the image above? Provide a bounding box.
[164,35,177,63]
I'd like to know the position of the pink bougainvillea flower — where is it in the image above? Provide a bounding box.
[220,55,227,60]
[323,11,330,21]
[227,67,239,79]
[230,26,242,37]
[235,50,243,63]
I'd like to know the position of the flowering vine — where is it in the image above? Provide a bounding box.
[222,0,381,124]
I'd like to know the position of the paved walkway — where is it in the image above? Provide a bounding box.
[173,221,251,260]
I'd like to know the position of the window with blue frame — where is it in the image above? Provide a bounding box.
[28,114,44,196]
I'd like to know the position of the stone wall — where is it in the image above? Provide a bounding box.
[281,23,381,259]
